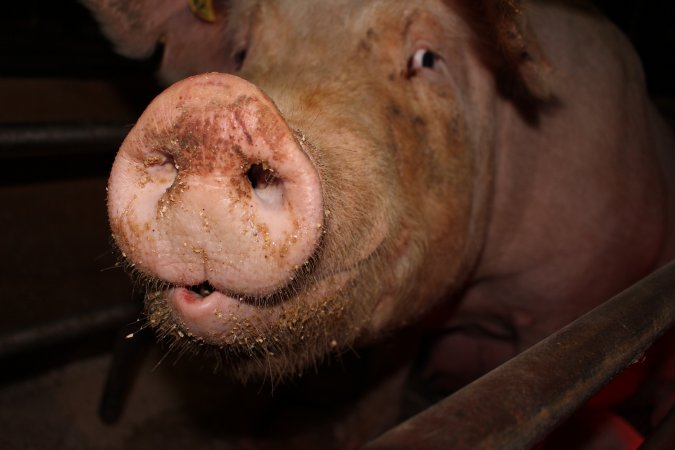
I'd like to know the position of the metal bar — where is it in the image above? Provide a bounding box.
[0,302,141,359]
[99,326,152,424]
[362,260,675,450]
[0,124,130,159]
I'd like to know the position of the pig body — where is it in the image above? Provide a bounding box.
[425,1,675,385]
[87,0,674,446]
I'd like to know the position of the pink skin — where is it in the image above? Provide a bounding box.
[108,74,326,339]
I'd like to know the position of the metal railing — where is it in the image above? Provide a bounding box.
[363,260,675,449]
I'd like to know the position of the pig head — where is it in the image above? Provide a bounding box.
[86,0,674,390]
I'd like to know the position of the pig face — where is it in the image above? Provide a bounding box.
[95,0,544,379]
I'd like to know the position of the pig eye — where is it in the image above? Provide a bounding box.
[406,48,443,79]
[411,48,438,70]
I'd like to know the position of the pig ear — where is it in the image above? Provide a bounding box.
[82,0,235,82]
[484,0,552,100]
[453,0,552,101]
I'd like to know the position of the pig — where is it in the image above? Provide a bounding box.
[85,0,675,447]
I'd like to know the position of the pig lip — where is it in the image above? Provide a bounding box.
[161,230,389,309]
[172,286,227,305]
[152,220,391,313]
[162,265,357,345]
[164,260,348,309]
[177,281,291,308]
[163,255,321,308]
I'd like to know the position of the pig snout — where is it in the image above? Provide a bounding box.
[108,73,324,335]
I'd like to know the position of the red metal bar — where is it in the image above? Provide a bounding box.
[363,260,675,450]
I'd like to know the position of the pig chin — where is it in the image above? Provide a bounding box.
[107,73,394,378]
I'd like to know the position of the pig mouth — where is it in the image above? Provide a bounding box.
[167,255,321,309]
[181,278,297,307]
[187,254,364,300]
[155,249,365,310]
[185,281,220,298]
[142,256,363,365]
[145,222,332,310]
[141,235,386,357]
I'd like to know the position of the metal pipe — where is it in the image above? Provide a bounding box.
[99,326,152,424]
[0,124,130,159]
[0,302,141,359]
[362,260,675,450]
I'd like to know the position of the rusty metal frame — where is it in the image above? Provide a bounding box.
[363,260,675,450]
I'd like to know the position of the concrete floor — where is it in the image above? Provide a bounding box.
[0,338,425,450]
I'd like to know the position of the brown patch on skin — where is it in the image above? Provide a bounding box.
[358,39,372,54]
[412,115,426,127]
[232,108,254,146]
[358,28,379,54]
[297,87,324,117]
[141,94,285,179]
[387,103,402,117]
[233,94,291,167]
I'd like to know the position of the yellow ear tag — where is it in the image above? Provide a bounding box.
[188,0,216,23]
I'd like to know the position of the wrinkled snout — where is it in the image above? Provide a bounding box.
[108,73,324,299]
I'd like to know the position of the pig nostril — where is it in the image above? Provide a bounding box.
[144,152,178,186]
[246,163,280,191]
[144,152,174,169]
[246,163,285,206]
